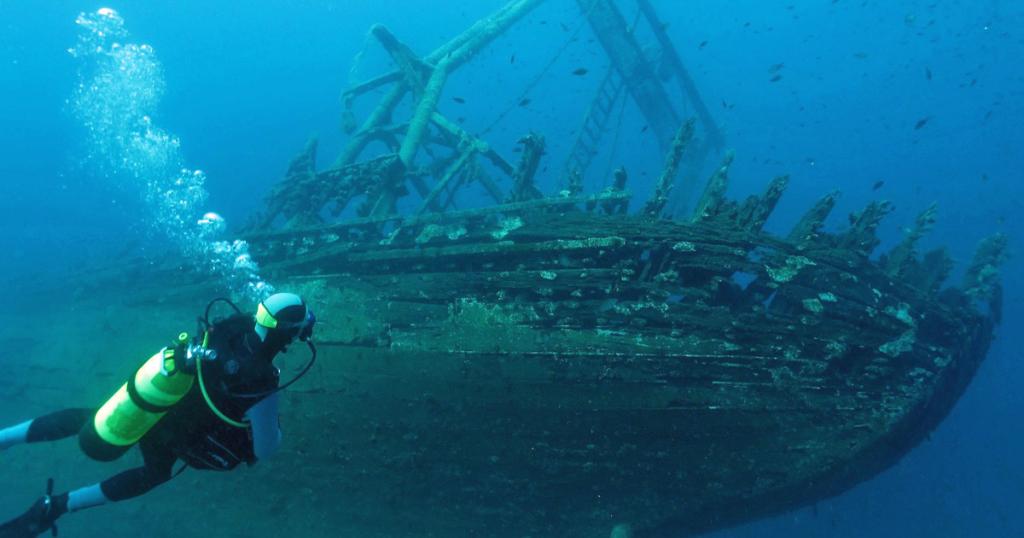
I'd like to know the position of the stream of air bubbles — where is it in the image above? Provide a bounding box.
[69,8,272,301]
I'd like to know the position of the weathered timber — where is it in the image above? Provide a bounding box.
[431,113,515,177]
[54,171,1006,538]
[417,148,476,215]
[334,0,543,171]
[257,136,318,228]
[635,0,722,149]
[507,133,546,203]
[371,25,429,98]
[883,203,937,277]
[567,167,584,196]
[836,200,894,257]
[963,233,1009,302]
[788,190,839,245]
[70,3,1002,537]
[737,175,789,233]
[226,188,1008,538]
[644,119,695,217]
[691,150,735,222]
[257,152,405,228]
[907,247,955,295]
[243,190,632,244]
[588,167,630,214]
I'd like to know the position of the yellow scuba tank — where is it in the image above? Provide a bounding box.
[79,332,198,461]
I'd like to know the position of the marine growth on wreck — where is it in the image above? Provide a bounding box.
[18,1,1007,537]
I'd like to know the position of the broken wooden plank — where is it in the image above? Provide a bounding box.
[788,191,839,245]
[736,175,789,233]
[836,200,894,257]
[417,148,477,215]
[244,190,633,243]
[507,133,546,203]
[644,119,695,217]
[431,113,514,177]
[588,167,630,214]
[882,203,937,278]
[905,247,954,295]
[963,233,1009,302]
[691,150,735,222]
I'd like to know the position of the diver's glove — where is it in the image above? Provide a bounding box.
[0,480,67,538]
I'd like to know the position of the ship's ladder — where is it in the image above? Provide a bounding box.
[562,67,626,185]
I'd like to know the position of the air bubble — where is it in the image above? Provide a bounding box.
[70,9,273,301]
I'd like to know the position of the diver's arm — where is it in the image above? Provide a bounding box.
[245,392,282,462]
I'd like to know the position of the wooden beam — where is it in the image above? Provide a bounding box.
[242,190,633,243]
[691,151,735,222]
[644,119,695,217]
[788,191,839,245]
[636,0,724,150]
[417,148,477,215]
[508,133,546,202]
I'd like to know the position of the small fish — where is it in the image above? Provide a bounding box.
[872,180,885,191]
[510,54,515,64]
[769,63,785,73]
[640,125,649,133]
[853,52,869,59]
[770,74,783,82]
[518,98,532,107]
[699,40,708,49]
[452,97,466,104]
[560,22,569,32]
[457,117,466,124]
[981,173,989,182]
[914,116,931,130]
[572,67,589,76]
[925,67,932,80]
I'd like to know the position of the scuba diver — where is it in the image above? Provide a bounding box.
[0,292,316,537]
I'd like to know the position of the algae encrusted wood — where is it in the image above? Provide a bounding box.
[232,125,1009,537]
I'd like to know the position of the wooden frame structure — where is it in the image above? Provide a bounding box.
[253,0,723,232]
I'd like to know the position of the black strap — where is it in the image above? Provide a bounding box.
[126,375,173,414]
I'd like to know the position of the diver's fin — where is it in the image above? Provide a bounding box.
[0,479,63,538]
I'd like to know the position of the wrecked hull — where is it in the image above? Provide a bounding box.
[244,209,1000,537]
[33,1,1000,534]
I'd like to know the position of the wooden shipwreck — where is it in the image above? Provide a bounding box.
[42,1,1005,536]
[226,2,1008,536]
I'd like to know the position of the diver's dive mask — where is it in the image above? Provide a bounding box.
[254,292,315,345]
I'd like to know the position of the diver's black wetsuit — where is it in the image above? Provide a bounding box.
[25,314,279,501]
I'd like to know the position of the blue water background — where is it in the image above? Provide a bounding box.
[1,1,1021,536]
